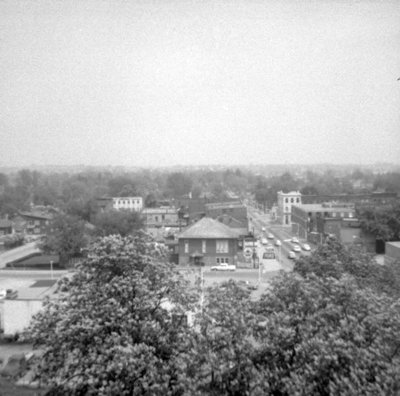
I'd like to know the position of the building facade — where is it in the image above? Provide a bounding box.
[112,197,143,211]
[178,217,239,267]
[301,192,398,207]
[205,201,248,235]
[0,220,13,236]
[277,191,302,225]
[14,212,52,235]
[291,202,357,241]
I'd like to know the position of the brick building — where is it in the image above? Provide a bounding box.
[277,191,302,225]
[178,217,239,267]
[205,201,248,235]
[291,202,357,241]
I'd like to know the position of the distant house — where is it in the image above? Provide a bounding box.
[112,196,143,212]
[94,196,143,215]
[0,220,13,236]
[178,217,240,267]
[142,207,182,240]
[14,211,52,235]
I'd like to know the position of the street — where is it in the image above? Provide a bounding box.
[247,206,312,270]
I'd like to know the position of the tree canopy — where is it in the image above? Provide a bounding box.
[26,235,400,395]
[93,209,144,237]
[40,213,88,266]
[27,234,197,395]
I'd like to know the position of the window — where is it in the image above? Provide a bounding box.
[216,240,229,253]
[332,212,337,217]
[155,216,159,222]
[202,240,206,254]
[216,257,229,264]
[285,198,289,203]
[290,198,294,203]
[184,240,189,254]
[349,212,354,218]
[35,220,40,226]
[162,214,165,221]
[340,212,345,218]
[296,198,300,203]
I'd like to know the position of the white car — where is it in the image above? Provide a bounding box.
[302,243,311,251]
[267,233,274,239]
[293,245,301,253]
[288,251,296,259]
[211,263,236,271]
[261,237,268,245]
[261,227,266,232]
[275,239,281,247]
[291,237,300,244]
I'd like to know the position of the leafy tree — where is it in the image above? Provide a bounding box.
[295,236,400,298]
[26,234,197,395]
[93,209,144,237]
[358,203,400,242]
[40,213,88,266]
[144,193,157,208]
[251,274,400,395]
[187,280,258,395]
[166,173,193,198]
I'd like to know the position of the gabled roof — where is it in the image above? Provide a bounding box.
[18,211,52,220]
[178,217,240,239]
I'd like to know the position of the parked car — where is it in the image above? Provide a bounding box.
[288,251,296,259]
[275,239,282,247]
[302,243,311,251]
[267,233,274,239]
[293,245,301,252]
[291,237,300,244]
[0,289,18,300]
[261,227,266,232]
[211,263,236,271]
[261,237,268,245]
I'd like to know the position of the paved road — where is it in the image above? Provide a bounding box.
[247,206,313,270]
[0,243,42,269]
[0,269,68,279]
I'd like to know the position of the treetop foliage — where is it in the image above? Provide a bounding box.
[27,234,197,395]
[26,233,400,395]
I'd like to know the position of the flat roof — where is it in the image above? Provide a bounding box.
[293,204,355,212]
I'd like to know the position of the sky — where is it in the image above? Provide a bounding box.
[1,0,399,167]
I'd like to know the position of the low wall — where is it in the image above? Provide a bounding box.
[1,299,43,335]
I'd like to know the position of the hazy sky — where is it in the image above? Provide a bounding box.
[1,0,399,167]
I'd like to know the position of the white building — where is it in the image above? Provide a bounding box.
[112,197,143,212]
[277,191,302,225]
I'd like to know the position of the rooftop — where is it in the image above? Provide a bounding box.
[205,201,244,209]
[293,204,355,212]
[178,217,240,239]
[18,211,52,220]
